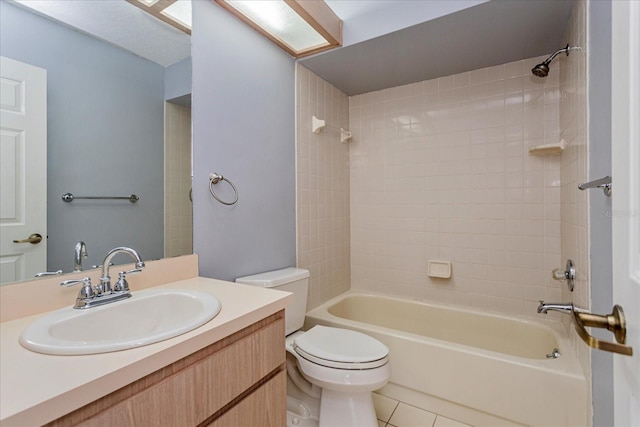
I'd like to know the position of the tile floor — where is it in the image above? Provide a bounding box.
[373,393,472,427]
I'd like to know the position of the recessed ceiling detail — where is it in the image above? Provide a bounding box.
[126,0,192,35]
[214,0,342,58]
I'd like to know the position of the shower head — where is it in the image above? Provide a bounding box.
[531,44,572,77]
[531,62,550,77]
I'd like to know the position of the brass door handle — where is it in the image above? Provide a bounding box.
[576,305,627,344]
[572,305,633,356]
[13,233,43,244]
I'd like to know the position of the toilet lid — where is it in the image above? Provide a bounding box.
[293,326,389,370]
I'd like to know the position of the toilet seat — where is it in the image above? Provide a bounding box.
[293,326,389,370]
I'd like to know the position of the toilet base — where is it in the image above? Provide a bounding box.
[286,362,320,427]
[319,389,378,427]
[287,398,319,427]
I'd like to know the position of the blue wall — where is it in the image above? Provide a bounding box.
[0,2,165,271]
[192,1,296,281]
[165,56,192,104]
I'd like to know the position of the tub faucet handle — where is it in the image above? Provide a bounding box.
[552,259,575,291]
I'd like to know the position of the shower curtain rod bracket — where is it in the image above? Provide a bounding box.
[312,115,352,143]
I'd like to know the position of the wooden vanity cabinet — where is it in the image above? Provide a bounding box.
[46,311,286,427]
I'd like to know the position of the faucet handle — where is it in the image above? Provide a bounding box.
[552,259,575,291]
[60,277,95,299]
[36,270,63,277]
[112,270,134,292]
[114,267,143,293]
[114,272,128,292]
[61,277,91,287]
[552,269,567,280]
[91,262,113,269]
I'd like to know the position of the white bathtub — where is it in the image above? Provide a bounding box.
[304,292,588,427]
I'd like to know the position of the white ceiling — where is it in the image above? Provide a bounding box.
[9,0,191,67]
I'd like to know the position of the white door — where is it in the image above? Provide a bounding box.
[0,56,47,283]
[611,1,640,425]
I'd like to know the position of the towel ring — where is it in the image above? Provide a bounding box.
[208,173,238,206]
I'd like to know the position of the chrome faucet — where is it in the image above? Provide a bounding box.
[99,246,145,293]
[537,301,574,315]
[73,241,88,272]
[35,270,63,277]
[61,246,145,309]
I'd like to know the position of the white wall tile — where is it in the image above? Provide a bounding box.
[296,64,350,309]
[349,56,561,317]
[296,12,591,413]
[558,0,591,395]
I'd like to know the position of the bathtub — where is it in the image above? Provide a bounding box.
[304,292,588,427]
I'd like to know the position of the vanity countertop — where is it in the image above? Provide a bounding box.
[0,276,292,426]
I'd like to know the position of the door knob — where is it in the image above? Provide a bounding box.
[571,305,633,356]
[576,305,627,344]
[13,233,43,244]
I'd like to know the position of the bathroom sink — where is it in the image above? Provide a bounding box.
[20,289,222,355]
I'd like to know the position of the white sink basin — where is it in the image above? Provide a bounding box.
[20,289,222,355]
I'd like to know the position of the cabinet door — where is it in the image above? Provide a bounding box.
[206,370,286,427]
[48,314,285,427]
[84,320,283,426]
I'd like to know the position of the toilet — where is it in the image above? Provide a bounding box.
[236,268,391,427]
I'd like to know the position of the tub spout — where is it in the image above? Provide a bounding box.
[537,301,574,315]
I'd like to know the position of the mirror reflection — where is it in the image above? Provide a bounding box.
[0,0,192,285]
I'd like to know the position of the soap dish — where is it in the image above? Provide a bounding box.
[428,260,452,279]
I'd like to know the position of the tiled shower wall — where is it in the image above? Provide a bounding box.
[348,58,564,318]
[296,64,351,310]
[164,102,193,258]
[559,0,591,394]
[296,6,592,419]
[296,45,589,324]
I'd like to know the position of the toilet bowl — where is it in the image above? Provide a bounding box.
[236,268,391,427]
[288,326,391,427]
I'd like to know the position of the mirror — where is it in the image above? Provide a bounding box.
[0,0,192,284]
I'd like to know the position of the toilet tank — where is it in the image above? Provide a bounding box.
[236,267,310,335]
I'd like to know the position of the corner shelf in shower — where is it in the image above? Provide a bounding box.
[528,140,565,156]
